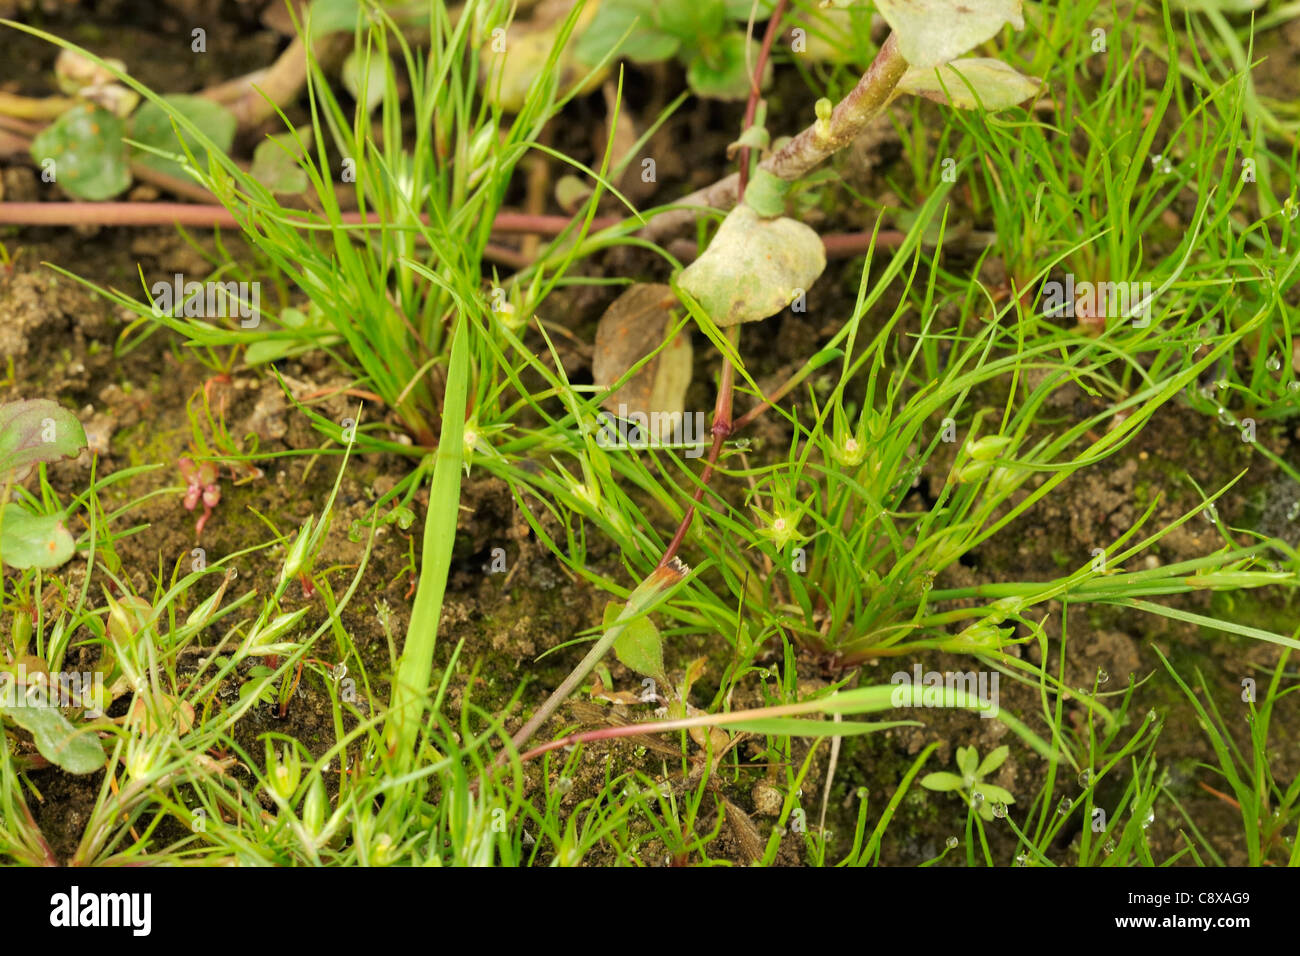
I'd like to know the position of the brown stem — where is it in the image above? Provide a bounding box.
[767,33,907,180]
[737,0,790,201]
[641,32,908,240]
[224,34,352,130]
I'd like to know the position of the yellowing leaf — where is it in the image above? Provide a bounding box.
[481,5,607,112]
[677,205,826,327]
[0,505,75,570]
[899,58,1041,110]
[876,0,1024,69]
[128,693,196,735]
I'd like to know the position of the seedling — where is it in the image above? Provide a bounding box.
[922,744,1016,823]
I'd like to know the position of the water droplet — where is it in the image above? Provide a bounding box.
[1104,839,1116,854]
[945,836,958,850]
[1096,669,1109,685]
[992,802,1008,819]
[773,826,787,837]
[1202,503,1218,523]
[857,787,869,800]
[1289,381,1300,393]
[1150,154,1163,168]
[1078,769,1093,788]
[555,776,574,795]
[1267,354,1282,372]
[1146,709,1158,722]
[1140,809,1155,829]
[970,791,985,808]
[1217,406,1236,426]
[1058,797,1074,815]
[1014,852,1028,866]
[1161,160,1173,174]
[1286,501,1300,522]
[1216,379,1230,391]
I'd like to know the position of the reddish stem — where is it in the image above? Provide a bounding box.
[737,0,790,201]
[657,333,736,569]
[0,202,619,234]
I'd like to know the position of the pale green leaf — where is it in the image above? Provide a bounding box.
[249,134,309,195]
[977,743,1011,778]
[0,399,87,480]
[130,95,236,181]
[876,0,1024,69]
[958,744,978,778]
[975,783,1015,805]
[0,505,75,570]
[2,704,104,773]
[29,105,130,200]
[899,58,1041,110]
[677,204,826,327]
[920,771,966,792]
[603,602,668,686]
[342,49,386,115]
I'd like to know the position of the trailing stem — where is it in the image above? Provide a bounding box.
[642,32,908,240]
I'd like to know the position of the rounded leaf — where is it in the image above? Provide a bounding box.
[876,0,1024,69]
[899,58,1041,110]
[603,601,668,687]
[0,505,75,570]
[29,104,130,201]
[678,205,826,327]
[687,33,764,101]
[0,399,87,481]
[1,705,104,774]
[592,283,693,431]
[130,95,237,181]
